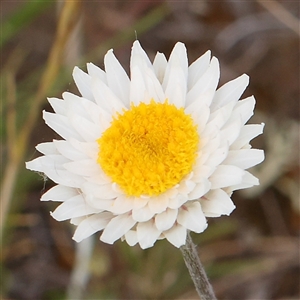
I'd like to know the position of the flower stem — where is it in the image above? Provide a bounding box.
[180,232,217,300]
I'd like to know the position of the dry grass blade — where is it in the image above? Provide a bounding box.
[1,48,27,240]
[0,1,82,238]
[256,0,300,37]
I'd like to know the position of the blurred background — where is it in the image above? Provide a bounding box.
[1,1,299,299]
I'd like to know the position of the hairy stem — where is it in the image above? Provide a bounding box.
[180,232,217,300]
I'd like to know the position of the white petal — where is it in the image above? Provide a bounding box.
[220,117,242,145]
[188,179,211,199]
[43,111,82,141]
[87,62,107,84]
[192,165,215,182]
[73,95,111,130]
[164,187,179,199]
[223,149,265,170]
[130,62,165,104]
[84,194,114,211]
[142,67,165,102]
[53,140,87,161]
[231,123,264,150]
[64,159,100,177]
[196,150,210,165]
[186,88,214,112]
[163,224,187,248]
[186,102,210,134]
[110,195,135,214]
[132,196,149,210]
[73,212,112,242]
[132,204,154,222]
[36,142,58,155]
[61,92,111,133]
[148,194,169,214]
[100,213,136,244]
[200,120,220,145]
[210,165,244,189]
[208,100,236,130]
[186,57,219,107]
[91,76,126,115]
[211,74,249,112]
[51,195,100,221]
[69,114,102,142]
[177,202,207,233]
[163,42,188,107]
[26,154,69,173]
[165,81,186,108]
[153,52,167,83]
[201,189,235,217]
[104,49,130,107]
[204,145,228,168]
[46,168,84,187]
[69,138,99,160]
[229,171,259,191]
[70,216,85,225]
[168,42,188,78]
[137,220,161,249]
[72,67,94,100]
[48,97,66,115]
[168,193,188,209]
[129,65,148,105]
[232,96,256,125]
[83,174,110,185]
[81,182,120,199]
[155,208,178,231]
[62,92,91,120]
[177,179,196,195]
[131,40,153,68]
[41,185,78,202]
[188,50,211,90]
[125,230,138,246]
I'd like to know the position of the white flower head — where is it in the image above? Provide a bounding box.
[26,41,264,249]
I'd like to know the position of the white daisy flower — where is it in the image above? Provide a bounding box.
[26,41,264,249]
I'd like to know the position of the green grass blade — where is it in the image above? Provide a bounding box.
[1,0,53,48]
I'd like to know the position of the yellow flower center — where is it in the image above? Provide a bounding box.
[97,100,199,197]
